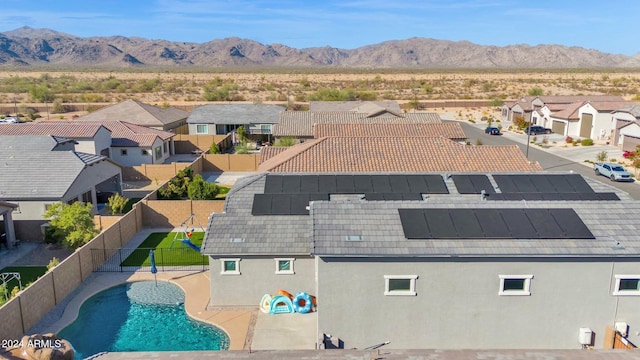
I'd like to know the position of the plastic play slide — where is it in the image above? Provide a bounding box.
[182,239,201,252]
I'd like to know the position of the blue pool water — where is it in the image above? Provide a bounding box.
[58,281,229,358]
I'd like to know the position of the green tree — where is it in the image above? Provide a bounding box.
[528,87,544,96]
[234,142,250,154]
[47,257,60,271]
[29,85,55,103]
[44,202,99,250]
[158,167,193,199]
[237,126,248,142]
[107,193,128,215]
[187,174,220,200]
[488,98,504,107]
[274,137,295,147]
[209,142,221,154]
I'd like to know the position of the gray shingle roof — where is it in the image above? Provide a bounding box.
[187,104,285,125]
[202,172,640,258]
[0,135,111,200]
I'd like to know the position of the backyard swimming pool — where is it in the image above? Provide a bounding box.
[58,281,229,358]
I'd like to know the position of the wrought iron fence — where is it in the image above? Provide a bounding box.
[92,247,209,272]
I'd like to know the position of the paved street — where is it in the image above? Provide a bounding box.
[452,120,640,200]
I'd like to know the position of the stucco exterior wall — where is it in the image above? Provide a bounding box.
[316,257,640,350]
[209,256,315,306]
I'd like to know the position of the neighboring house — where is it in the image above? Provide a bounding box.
[501,95,625,125]
[186,104,285,138]
[309,100,403,115]
[202,172,640,350]
[0,135,122,241]
[311,123,467,142]
[0,122,112,156]
[545,101,639,139]
[546,101,583,136]
[273,112,442,140]
[258,136,542,173]
[0,201,18,247]
[76,99,190,133]
[617,122,640,152]
[91,120,175,166]
[612,105,640,147]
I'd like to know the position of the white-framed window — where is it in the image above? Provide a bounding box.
[220,258,240,275]
[275,258,295,275]
[384,275,418,296]
[120,149,128,156]
[196,124,208,134]
[499,275,533,296]
[613,275,640,296]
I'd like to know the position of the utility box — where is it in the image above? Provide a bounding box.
[579,328,593,345]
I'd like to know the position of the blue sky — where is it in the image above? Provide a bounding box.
[0,0,638,55]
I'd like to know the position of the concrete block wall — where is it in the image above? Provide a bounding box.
[51,255,82,304]
[0,297,23,341]
[203,154,260,172]
[141,200,224,228]
[18,272,56,333]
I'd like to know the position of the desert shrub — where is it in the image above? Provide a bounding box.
[234,142,250,154]
[275,137,296,147]
[565,136,574,144]
[158,167,193,199]
[107,193,128,215]
[531,136,538,143]
[596,151,608,162]
[512,116,528,129]
[47,257,60,271]
[581,138,594,146]
[187,174,219,200]
[209,142,221,154]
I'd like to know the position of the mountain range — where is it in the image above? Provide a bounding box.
[1,26,639,69]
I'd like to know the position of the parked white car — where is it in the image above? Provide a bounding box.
[0,117,19,124]
[594,162,633,182]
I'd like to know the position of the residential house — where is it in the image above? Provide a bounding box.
[186,104,285,139]
[76,99,190,133]
[272,112,442,141]
[309,100,403,115]
[311,123,467,142]
[501,95,625,125]
[612,105,640,148]
[258,136,541,173]
[0,122,112,156]
[0,135,122,240]
[546,101,640,139]
[0,121,176,166]
[202,172,640,349]
[89,120,175,166]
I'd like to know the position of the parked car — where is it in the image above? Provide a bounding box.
[524,126,552,135]
[594,162,633,182]
[484,127,501,135]
[0,117,19,124]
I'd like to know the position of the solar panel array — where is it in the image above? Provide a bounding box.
[398,208,595,239]
[264,174,448,194]
[452,174,619,201]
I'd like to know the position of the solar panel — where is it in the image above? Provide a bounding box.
[309,193,330,202]
[565,174,595,193]
[449,209,483,238]
[550,208,595,239]
[282,176,302,194]
[406,175,430,193]
[271,194,291,214]
[493,175,519,193]
[511,175,537,193]
[529,175,556,193]
[502,210,538,238]
[336,175,356,193]
[290,194,312,215]
[371,175,392,193]
[597,192,620,201]
[402,193,424,200]
[353,175,374,193]
[300,175,319,193]
[318,175,337,193]
[398,209,429,239]
[398,208,593,239]
[364,193,385,201]
[251,194,273,215]
[424,209,457,238]
[425,175,449,194]
[452,175,494,194]
[389,175,411,193]
[264,175,284,193]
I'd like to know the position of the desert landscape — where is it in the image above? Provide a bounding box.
[0,70,639,121]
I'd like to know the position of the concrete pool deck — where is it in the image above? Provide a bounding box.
[38,271,255,351]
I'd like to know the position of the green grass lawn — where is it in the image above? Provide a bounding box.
[0,266,48,292]
[120,232,208,267]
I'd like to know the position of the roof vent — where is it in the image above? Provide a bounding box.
[230,237,245,243]
[345,235,363,241]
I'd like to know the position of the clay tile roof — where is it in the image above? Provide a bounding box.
[273,112,441,137]
[258,137,541,173]
[313,122,466,140]
[0,122,105,138]
[551,101,585,120]
[95,120,175,147]
[587,101,640,112]
[258,146,290,163]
